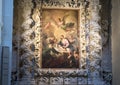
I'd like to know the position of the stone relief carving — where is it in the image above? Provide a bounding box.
[101,19,112,85]
[101,20,109,46]
[40,0,81,8]
[12,0,112,85]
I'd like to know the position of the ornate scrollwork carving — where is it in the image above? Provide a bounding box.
[12,0,112,85]
[41,0,82,8]
[101,20,109,46]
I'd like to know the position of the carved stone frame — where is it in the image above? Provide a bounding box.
[13,0,108,84]
[35,0,89,76]
[33,0,103,82]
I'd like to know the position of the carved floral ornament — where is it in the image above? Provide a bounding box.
[13,0,109,84]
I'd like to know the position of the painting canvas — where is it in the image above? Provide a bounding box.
[42,9,80,68]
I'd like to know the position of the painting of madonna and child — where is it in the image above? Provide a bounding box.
[42,9,80,68]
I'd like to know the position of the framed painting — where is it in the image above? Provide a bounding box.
[13,0,110,84]
[41,9,80,68]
